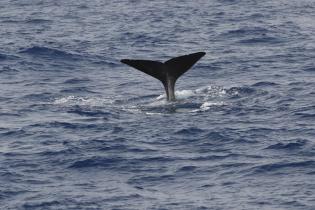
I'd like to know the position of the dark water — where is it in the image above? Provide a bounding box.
[1,0,315,209]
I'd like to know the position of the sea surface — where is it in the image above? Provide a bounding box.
[1,0,315,209]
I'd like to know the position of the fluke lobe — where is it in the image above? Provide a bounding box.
[121,52,206,101]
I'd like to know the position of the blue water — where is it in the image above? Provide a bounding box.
[1,0,315,209]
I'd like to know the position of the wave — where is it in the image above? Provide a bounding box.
[253,160,315,174]
[19,46,81,60]
[60,87,97,94]
[190,153,239,161]
[0,66,20,73]
[177,165,197,172]
[0,112,21,117]
[265,139,307,150]
[69,156,123,169]
[303,66,315,72]
[238,36,283,45]
[0,53,7,61]
[25,19,52,24]
[223,26,269,37]
[63,78,91,84]
[69,154,177,169]
[175,127,205,135]
[252,81,279,87]
[128,174,175,185]
[294,112,315,119]
[37,121,101,130]
[66,108,113,118]
[22,201,62,210]
[22,92,54,101]
[0,129,28,138]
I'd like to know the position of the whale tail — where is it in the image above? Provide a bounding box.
[121,52,206,101]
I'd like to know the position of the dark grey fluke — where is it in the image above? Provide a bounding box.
[121,52,206,101]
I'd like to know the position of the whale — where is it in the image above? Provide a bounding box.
[121,52,206,101]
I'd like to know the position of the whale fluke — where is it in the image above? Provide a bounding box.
[121,52,206,101]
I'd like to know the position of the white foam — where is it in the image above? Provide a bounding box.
[195,86,227,97]
[155,85,228,102]
[175,89,195,99]
[156,90,195,101]
[148,99,168,107]
[145,112,165,115]
[200,101,226,111]
[53,96,113,107]
[121,105,142,114]
[156,94,166,100]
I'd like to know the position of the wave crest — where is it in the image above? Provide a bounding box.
[19,46,81,60]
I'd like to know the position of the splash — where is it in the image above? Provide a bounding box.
[136,85,229,114]
[156,89,195,100]
[156,85,228,101]
[195,86,228,97]
[53,85,231,114]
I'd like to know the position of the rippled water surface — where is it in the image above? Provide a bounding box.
[1,0,315,209]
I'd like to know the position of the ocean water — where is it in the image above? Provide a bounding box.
[1,0,315,209]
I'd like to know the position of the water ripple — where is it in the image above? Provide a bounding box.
[19,46,81,61]
[1,0,315,209]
